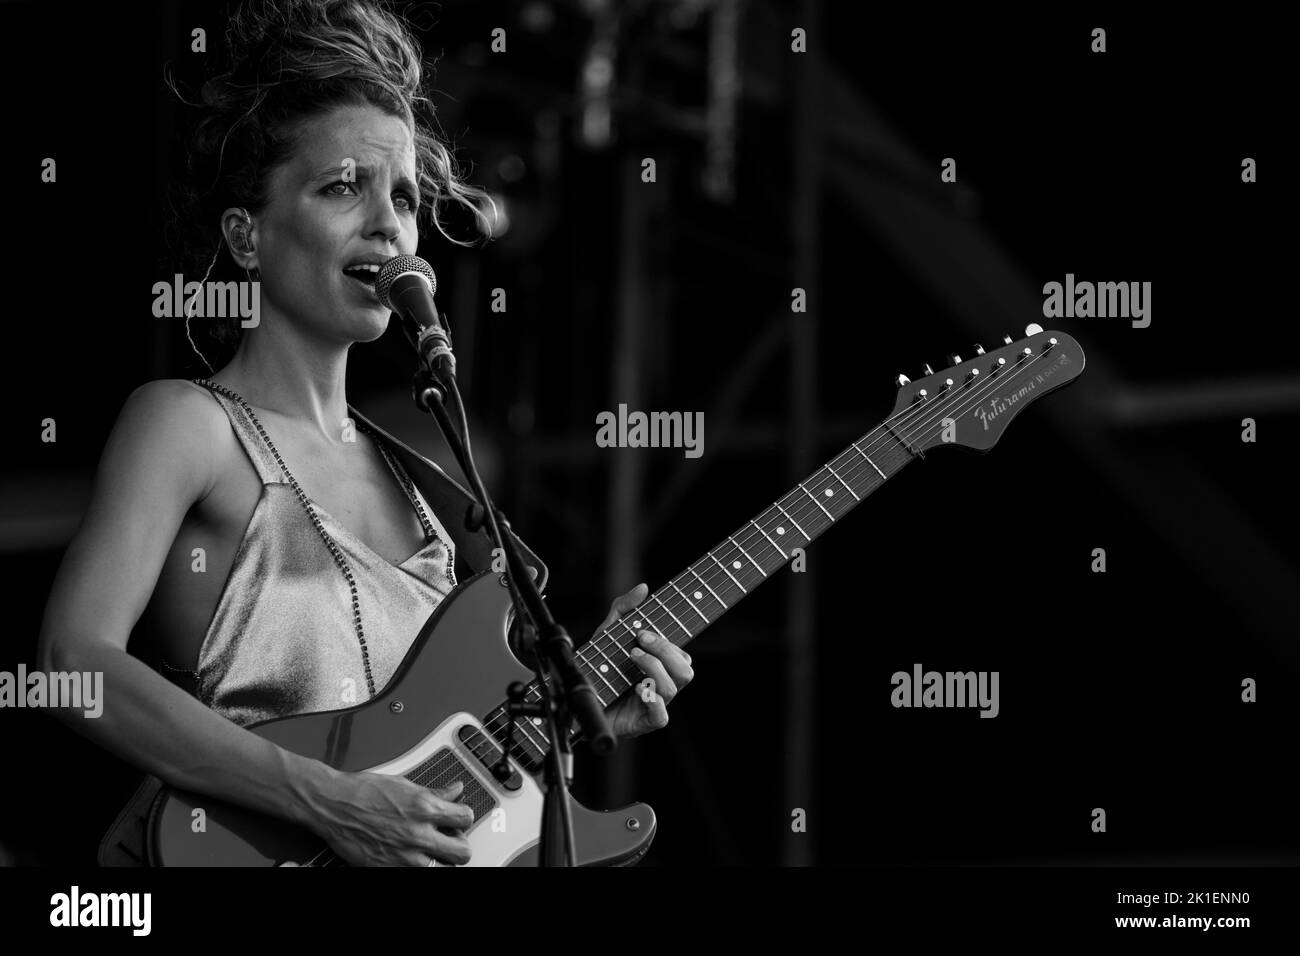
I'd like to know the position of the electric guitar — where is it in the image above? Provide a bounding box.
[148,325,1084,865]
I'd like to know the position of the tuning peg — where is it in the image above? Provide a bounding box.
[973,344,986,355]
[1002,334,1013,345]
[922,363,934,376]
[946,353,962,365]
[1025,323,1043,336]
[895,373,911,388]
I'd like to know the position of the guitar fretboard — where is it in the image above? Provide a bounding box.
[475,411,926,772]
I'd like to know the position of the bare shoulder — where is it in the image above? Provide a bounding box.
[106,379,230,504]
[38,380,237,651]
[120,379,226,441]
[130,377,222,405]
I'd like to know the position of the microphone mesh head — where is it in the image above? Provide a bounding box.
[375,255,437,310]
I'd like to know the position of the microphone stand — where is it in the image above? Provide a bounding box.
[402,322,617,867]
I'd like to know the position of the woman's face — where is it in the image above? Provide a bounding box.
[252,103,421,344]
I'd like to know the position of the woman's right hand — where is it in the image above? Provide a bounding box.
[305,769,475,866]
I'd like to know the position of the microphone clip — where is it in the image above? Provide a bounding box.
[417,323,456,377]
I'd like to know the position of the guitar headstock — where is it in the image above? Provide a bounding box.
[888,325,1085,453]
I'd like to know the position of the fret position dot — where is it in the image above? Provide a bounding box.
[599,664,609,673]
[732,560,742,569]
[694,591,702,600]
[532,717,542,726]
[824,488,833,497]
[776,526,785,534]
[632,620,642,628]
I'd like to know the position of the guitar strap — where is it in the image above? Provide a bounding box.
[97,405,551,866]
[345,403,549,592]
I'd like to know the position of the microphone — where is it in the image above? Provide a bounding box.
[375,254,455,378]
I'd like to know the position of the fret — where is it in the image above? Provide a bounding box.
[824,461,860,501]
[585,637,633,685]
[610,615,642,647]
[727,534,767,578]
[714,540,762,594]
[648,594,691,640]
[640,605,679,644]
[579,646,620,696]
[669,579,709,624]
[851,440,887,481]
[599,622,646,703]
[773,502,807,541]
[612,614,667,670]
[798,481,834,522]
[706,549,747,593]
[751,518,787,559]
[687,566,727,609]
[811,467,853,516]
[587,634,631,681]
[517,692,551,751]
[512,728,545,763]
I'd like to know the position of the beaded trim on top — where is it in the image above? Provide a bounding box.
[191,378,444,698]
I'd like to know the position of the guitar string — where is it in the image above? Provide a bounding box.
[299,344,1061,866]
[480,346,1059,751]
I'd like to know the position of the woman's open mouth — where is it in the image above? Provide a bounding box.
[342,263,381,298]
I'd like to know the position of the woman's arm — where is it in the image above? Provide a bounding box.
[35,380,471,865]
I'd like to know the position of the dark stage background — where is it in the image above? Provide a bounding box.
[0,1,1294,871]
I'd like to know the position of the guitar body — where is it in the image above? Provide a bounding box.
[148,571,657,866]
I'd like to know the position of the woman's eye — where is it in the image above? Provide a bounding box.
[323,181,417,212]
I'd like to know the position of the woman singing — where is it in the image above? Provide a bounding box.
[35,0,692,866]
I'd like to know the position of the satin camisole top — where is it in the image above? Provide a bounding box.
[188,380,458,727]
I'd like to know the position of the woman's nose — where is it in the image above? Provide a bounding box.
[366,197,402,242]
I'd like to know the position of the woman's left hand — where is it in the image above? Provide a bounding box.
[596,583,694,739]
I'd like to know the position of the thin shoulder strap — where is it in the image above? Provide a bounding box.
[370,431,457,551]
[189,379,286,485]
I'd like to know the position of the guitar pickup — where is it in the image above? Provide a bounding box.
[458,723,524,791]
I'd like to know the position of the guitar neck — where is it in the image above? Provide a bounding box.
[577,414,921,708]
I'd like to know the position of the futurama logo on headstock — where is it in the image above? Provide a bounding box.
[971,352,1071,432]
